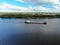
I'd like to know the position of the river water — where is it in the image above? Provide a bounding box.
[0,18,60,45]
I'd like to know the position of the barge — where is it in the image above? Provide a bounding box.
[24,21,47,24]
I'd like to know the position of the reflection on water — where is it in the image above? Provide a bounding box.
[0,18,60,45]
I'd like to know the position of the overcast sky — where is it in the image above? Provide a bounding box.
[0,0,60,12]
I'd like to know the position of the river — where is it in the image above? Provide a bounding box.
[0,18,60,45]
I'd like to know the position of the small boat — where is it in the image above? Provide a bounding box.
[24,21,47,24]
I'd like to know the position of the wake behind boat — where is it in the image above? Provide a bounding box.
[24,20,47,24]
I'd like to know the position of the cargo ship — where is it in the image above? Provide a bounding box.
[24,21,47,24]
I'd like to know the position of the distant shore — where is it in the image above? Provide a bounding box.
[0,12,60,18]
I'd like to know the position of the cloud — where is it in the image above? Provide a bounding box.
[0,2,31,12]
[15,0,60,5]
[1,2,60,12]
[29,6,51,12]
[53,5,60,12]
[0,2,52,12]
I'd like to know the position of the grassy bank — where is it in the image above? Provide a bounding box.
[0,12,60,18]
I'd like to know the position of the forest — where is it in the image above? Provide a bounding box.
[0,12,60,18]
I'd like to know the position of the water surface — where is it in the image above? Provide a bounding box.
[0,18,60,45]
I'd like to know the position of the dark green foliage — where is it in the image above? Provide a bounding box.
[0,12,60,18]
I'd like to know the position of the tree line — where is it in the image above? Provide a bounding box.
[0,13,60,18]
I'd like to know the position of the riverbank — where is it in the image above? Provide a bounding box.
[0,12,60,18]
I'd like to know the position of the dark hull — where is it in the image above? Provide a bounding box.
[25,22,47,24]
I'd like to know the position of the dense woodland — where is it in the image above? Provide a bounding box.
[0,12,60,18]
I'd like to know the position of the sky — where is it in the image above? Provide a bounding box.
[0,0,60,12]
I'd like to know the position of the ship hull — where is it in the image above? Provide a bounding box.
[24,22,47,24]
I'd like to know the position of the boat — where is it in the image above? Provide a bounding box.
[24,21,47,24]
